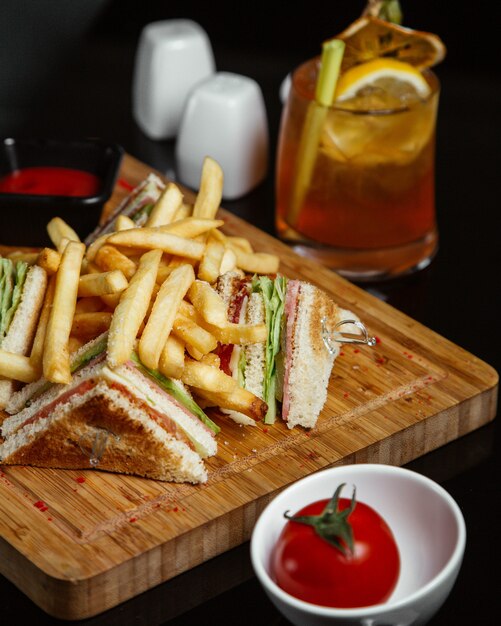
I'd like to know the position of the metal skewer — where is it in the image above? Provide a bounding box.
[321,317,377,355]
[78,428,120,467]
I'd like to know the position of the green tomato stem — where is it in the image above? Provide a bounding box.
[284,483,357,556]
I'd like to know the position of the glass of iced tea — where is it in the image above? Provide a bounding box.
[276,55,440,281]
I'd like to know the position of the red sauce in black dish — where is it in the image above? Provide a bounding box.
[0,166,101,197]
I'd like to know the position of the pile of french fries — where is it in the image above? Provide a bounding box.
[0,158,279,421]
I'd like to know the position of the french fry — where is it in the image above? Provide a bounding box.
[58,236,73,253]
[158,335,185,379]
[106,228,206,260]
[180,358,236,393]
[160,218,224,239]
[134,282,159,338]
[0,350,39,383]
[201,352,220,368]
[43,241,85,383]
[94,245,137,279]
[114,249,145,263]
[155,265,173,284]
[178,299,198,320]
[78,270,128,297]
[47,217,80,251]
[139,264,195,370]
[187,280,228,326]
[37,247,61,275]
[192,157,223,220]
[156,263,183,284]
[174,202,193,221]
[202,321,267,345]
[68,336,85,354]
[193,395,215,410]
[6,251,38,265]
[192,386,266,420]
[75,296,104,314]
[71,312,113,340]
[183,291,257,341]
[85,232,111,263]
[100,292,122,310]
[159,252,173,265]
[232,248,280,275]
[29,274,56,374]
[115,215,136,231]
[197,237,225,283]
[145,182,183,227]
[219,247,237,274]
[107,249,162,368]
[185,345,204,361]
[208,228,227,245]
[227,236,254,254]
[168,256,197,269]
[172,314,217,357]
[81,259,101,275]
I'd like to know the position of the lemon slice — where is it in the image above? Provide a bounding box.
[335,58,431,102]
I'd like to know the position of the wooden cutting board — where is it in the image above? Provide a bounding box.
[0,154,497,619]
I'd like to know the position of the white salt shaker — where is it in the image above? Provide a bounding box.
[175,72,268,200]
[132,19,215,140]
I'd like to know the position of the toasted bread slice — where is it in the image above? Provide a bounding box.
[280,282,359,430]
[0,381,208,483]
[0,264,47,409]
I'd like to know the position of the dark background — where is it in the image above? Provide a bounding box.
[0,1,500,624]
[1,0,500,139]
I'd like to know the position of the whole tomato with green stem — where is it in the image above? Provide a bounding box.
[270,483,400,608]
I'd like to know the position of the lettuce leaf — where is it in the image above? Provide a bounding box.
[131,202,154,224]
[25,333,109,408]
[252,275,287,424]
[237,347,246,388]
[0,260,7,339]
[2,260,28,339]
[130,353,220,435]
[0,258,28,342]
[0,259,14,338]
[71,334,108,373]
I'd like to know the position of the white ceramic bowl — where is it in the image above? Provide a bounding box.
[251,464,466,626]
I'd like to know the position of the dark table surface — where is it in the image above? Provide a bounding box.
[0,1,499,624]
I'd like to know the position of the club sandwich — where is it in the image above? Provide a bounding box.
[0,333,219,483]
[216,271,360,429]
[85,173,165,244]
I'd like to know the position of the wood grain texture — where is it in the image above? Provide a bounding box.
[0,154,497,619]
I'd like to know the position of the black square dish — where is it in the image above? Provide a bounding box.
[0,138,124,247]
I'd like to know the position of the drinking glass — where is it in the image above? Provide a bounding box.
[275,57,440,281]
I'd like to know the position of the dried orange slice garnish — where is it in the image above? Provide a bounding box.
[332,16,446,72]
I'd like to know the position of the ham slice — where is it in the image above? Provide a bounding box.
[123,361,215,438]
[21,379,96,427]
[216,278,250,375]
[281,281,301,421]
[108,381,194,449]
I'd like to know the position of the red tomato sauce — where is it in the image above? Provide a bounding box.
[0,166,101,197]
